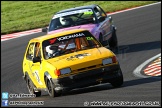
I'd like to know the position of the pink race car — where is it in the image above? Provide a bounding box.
[42,4,118,50]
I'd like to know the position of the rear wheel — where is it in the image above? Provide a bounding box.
[109,29,118,51]
[26,75,41,97]
[110,69,123,88]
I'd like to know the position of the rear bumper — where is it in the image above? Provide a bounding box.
[52,64,122,92]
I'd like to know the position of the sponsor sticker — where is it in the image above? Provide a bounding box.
[53,9,93,18]
[57,33,85,41]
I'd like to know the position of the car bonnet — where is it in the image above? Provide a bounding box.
[46,47,114,71]
[48,24,97,35]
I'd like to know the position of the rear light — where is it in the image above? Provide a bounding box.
[54,70,61,76]
[112,56,117,63]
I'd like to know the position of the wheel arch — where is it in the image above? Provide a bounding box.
[44,71,53,85]
[44,71,52,80]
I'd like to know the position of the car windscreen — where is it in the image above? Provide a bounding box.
[42,31,101,59]
[48,9,96,32]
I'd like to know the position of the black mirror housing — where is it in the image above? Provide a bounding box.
[42,27,47,32]
[33,57,41,63]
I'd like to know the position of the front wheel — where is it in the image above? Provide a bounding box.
[46,79,55,97]
[45,78,61,97]
[26,75,41,97]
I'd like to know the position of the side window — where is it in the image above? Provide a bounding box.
[80,37,88,49]
[49,18,61,31]
[26,43,35,60]
[94,7,101,18]
[34,42,41,59]
[96,6,107,18]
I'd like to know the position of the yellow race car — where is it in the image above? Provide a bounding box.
[22,29,123,97]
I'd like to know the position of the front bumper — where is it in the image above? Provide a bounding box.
[52,64,122,92]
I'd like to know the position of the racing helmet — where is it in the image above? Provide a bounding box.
[59,17,70,26]
[46,45,54,55]
[46,45,58,54]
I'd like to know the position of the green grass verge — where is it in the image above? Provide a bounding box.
[1,1,157,35]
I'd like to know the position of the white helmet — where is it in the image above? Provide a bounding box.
[46,45,55,54]
[96,12,100,17]
[59,17,70,26]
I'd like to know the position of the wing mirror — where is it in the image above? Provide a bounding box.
[42,27,48,32]
[33,57,41,63]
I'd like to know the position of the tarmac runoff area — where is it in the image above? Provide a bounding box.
[133,53,161,78]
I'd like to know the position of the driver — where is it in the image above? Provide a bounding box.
[46,45,60,58]
[59,17,73,26]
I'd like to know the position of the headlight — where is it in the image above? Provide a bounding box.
[60,68,71,75]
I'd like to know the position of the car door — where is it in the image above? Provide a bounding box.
[26,42,43,87]
[94,6,111,41]
[31,42,44,87]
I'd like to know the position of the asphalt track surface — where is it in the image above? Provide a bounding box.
[1,3,161,107]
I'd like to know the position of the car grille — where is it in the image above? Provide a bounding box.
[73,64,102,73]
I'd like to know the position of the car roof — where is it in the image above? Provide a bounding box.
[30,29,89,42]
[56,4,97,14]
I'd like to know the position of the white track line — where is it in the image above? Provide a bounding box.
[1,29,42,42]
[133,53,161,78]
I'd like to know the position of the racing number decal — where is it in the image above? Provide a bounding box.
[34,71,40,82]
[84,11,93,15]
[86,37,94,40]
[66,53,91,61]
[34,71,43,85]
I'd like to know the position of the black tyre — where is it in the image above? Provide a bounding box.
[109,29,118,49]
[46,78,55,97]
[26,75,41,97]
[45,78,61,97]
[110,69,123,88]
